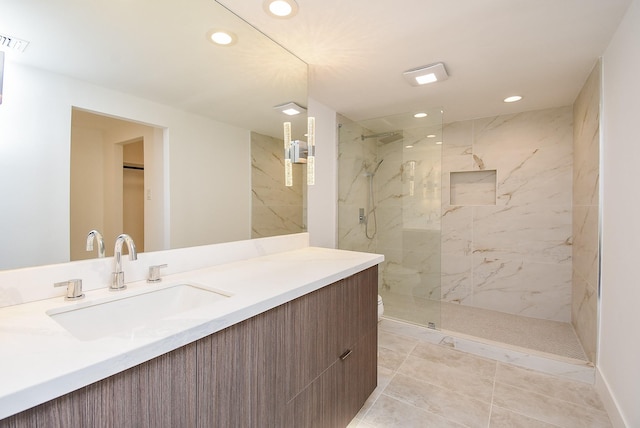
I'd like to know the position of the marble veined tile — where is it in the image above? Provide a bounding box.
[376,206,404,250]
[379,330,419,355]
[571,272,598,363]
[472,256,571,321]
[572,205,599,288]
[384,374,491,428]
[398,354,495,403]
[489,406,558,427]
[474,107,573,152]
[472,205,572,265]
[573,61,600,207]
[361,394,466,428]
[440,255,473,304]
[495,363,605,410]
[441,206,473,256]
[410,341,497,379]
[489,146,572,206]
[338,157,375,204]
[443,119,473,148]
[492,382,612,427]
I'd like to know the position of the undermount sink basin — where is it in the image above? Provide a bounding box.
[47,283,230,341]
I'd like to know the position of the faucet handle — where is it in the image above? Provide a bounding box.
[54,279,85,300]
[147,264,168,283]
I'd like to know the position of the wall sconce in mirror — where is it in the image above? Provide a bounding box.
[283,116,315,187]
[274,101,306,116]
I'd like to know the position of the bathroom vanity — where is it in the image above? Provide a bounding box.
[0,234,382,427]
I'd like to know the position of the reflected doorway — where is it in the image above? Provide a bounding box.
[123,140,145,253]
[69,108,164,260]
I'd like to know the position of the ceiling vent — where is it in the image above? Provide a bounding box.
[0,33,30,53]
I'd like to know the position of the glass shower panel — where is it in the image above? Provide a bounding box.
[337,109,443,329]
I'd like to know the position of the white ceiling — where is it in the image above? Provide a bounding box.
[219,0,631,123]
[2,0,632,128]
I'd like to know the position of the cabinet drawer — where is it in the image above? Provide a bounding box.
[285,266,378,399]
[285,326,378,428]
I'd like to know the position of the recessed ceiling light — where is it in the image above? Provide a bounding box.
[405,145,414,149]
[435,141,443,145]
[504,95,523,103]
[264,0,299,18]
[414,112,428,118]
[207,29,237,46]
[403,63,448,86]
[427,134,436,138]
[274,101,306,116]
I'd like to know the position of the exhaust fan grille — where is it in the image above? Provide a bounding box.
[0,33,29,53]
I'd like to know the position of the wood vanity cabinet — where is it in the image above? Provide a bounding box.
[284,266,378,427]
[0,266,378,428]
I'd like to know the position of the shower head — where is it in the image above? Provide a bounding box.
[379,133,403,144]
[361,131,403,144]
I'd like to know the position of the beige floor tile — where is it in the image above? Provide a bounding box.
[379,330,419,355]
[384,373,491,428]
[362,394,466,428]
[489,406,558,427]
[379,347,409,371]
[495,362,604,411]
[410,341,497,379]
[398,355,495,403]
[356,366,395,418]
[493,382,612,428]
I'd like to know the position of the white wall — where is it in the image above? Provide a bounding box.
[0,62,251,270]
[599,0,640,426]
[307,97,338,248]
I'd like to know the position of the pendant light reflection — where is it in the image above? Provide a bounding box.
[283,117,316,187]
[283,122,293,187]
[306,117,315,185]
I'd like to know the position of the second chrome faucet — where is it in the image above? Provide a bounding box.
[111,233,137,290]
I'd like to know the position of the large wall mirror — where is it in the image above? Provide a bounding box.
[0,0,308,270]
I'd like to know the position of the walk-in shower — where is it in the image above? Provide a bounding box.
[338,107,590,363]
[339,111,444,328]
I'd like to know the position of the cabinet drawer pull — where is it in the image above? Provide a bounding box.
[339,349,353,361]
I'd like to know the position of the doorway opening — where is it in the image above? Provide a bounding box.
[69,108,164,260]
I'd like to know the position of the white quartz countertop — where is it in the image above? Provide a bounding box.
[0,246,383,419]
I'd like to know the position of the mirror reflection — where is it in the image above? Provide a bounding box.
[0,0,308,270]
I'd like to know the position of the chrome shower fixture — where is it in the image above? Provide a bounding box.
[361,131,403,144]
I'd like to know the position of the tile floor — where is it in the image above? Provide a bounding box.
[348,324,611,428]
[380,290,587,361]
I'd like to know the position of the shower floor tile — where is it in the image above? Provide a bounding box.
[441,302,588,361]
[379,290,588,361]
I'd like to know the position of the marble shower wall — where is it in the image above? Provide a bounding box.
[572,62,600,362]
[441,107,573,322]
[376,129,442,301]
[251,131,305,238]
[337,117,379,255]
[338,115,443,307]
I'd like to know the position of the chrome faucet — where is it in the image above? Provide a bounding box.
[86,229,106,258]
[110,234,137,290]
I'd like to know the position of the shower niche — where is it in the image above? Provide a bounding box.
[449,170,497,205]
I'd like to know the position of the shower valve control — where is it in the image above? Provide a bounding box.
[359,208,366,224]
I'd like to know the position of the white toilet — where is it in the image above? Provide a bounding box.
[377,295,384,322]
